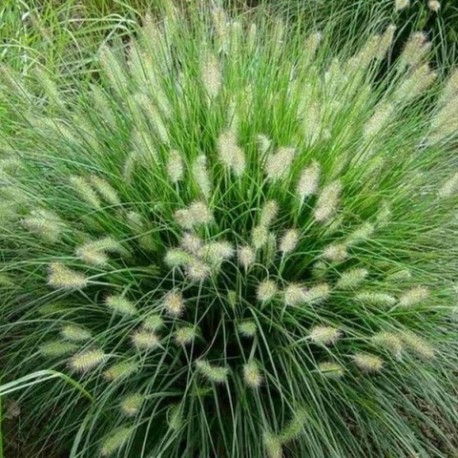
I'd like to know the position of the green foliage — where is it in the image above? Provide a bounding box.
[1,3,458,457]
[265,0,458,68]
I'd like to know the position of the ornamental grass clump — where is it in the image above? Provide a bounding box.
[1,3,458,457]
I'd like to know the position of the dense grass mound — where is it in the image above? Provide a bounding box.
[1,3,458,457]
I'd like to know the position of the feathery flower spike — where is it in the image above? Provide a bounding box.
[48,263,88,290]
[264,147,296,181]
[352,353,383,373]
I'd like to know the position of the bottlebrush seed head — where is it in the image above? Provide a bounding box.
[164,249,192,268]
[297,161,320,202]
[166,150,184,184]
[279,229,300,255]
[142,314,164,332]
[400,331,435,360]
[22,209,64,243]
[428,0,441,12]
[201,52,222,99]
[264,146,296,181]
[237,320,257,337]
[104,360,139,381]
[336,268,369,289]
[317,362,344,379]
[372,332,403,358]
[355,292,396,307]
[174,201,213,229]
[121,393,144,417]
[260,200,279,227]
[237,245,256,270]
[252,225,269,249]
[257,279,278,303]
[352,353,384,373]
[39,340,79,357]
[195,360,229,384]
[309,325,341,346]
[438,172,458,198]
[314,180,342,223]
[217,128,246,177]
[69,176,101,209]
[322,243,348,262]
[100,426,134,457]
[192,155,212,199]
[167,404,183,431]
[345,222,375,245]
[303,283,330,304]
[76,247,108,266]
[180,232,203,254]
[364,103,395,138]
[395,0,410,11]
[69,349,107,373]
[284,283,307,306]
[400,32,431,69]
[48,263,88,290]
[186,258,211,282]
[61,325,92,342]
[199,241,234,266]
[256,134,272,155]
[106,295,137,316]
[175,326,198,346]
[131,330,161,351]
[89,175,121,206]
[243,360,263,388]
[263,432,283,458]
[163,290,185,316]
[398,286,429,308]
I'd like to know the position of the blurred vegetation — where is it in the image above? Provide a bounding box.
[1,0,457,75]
[264,0,458,69]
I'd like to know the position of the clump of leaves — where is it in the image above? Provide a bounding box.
[1,3,457,457]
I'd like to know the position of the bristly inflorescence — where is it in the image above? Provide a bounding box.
[0,3,457,458]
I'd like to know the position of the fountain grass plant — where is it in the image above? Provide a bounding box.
[1,2,458,457]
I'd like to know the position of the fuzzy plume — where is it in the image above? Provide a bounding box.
[309,325,341,346]
[260,200,279,227]
[201,52,222,99]
[264,147,296,181]
[336,268,368,289]
[22,209,65,243]
[48,263,88,290]
[69,176,101,209]
[257,279,278,303]
[69,349,107,373]
[317,362,344,379]
[243,360,263,388]
[314,180,342,223]
[166,150,184,184]
[100,426,134,457]
[121,393,144,417]
[297,161,320,203]
[162,290,185,316]
[352,353,384,373]
[106,295,138,316]
[195,360,229,384]
[192,155,212,199]
[237,245,256,270]
[61,325,92,342]
[284,283,307,306]
[279,229,300,255]
[131,330,161,351]
[217,128,246,177]
[104,360,139,381]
